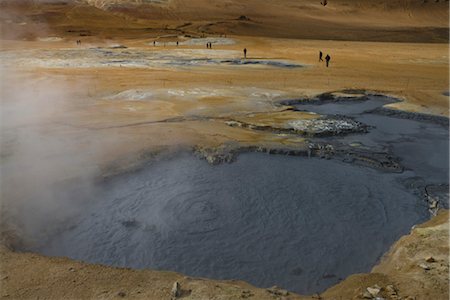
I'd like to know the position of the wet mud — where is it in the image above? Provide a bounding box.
[33,153,428,294]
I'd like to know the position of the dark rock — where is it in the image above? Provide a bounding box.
[171,282,181,298]
[237,15,251,21]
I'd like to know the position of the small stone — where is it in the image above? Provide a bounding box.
[367,286,381,296]
[266,286,289,296]
[429,200,438,209]
[171,281,181,298]
[385,285,397,295]
[241,290,254,299]
[362,291,373,299]
[425,256,436,263]
[418,263,431,270]
[117,291,126,297]
[68,267,75,272]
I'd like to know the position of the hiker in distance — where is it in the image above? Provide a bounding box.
[325,54,331,67]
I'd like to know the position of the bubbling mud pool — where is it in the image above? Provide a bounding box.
[24,94,449,295]
[32,153,429,294]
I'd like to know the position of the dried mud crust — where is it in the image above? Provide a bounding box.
[225,115,370,138]
[193,142,403,174]
[196,90,445,174]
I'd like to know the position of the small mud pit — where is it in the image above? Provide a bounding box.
[32,153,428,294]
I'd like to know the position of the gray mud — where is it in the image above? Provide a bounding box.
[33,153,427,295]
[221,59,303,68]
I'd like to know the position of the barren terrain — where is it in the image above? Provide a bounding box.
[0,0,449,299]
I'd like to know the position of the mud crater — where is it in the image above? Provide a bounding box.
[23,91,449,295]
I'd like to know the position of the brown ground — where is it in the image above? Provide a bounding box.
[0,1,449,299]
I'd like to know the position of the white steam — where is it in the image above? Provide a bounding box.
[0,70,102,249]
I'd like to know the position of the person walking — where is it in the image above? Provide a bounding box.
[243,48,247,59]
[319,51,323,62]
[325,54,331,67]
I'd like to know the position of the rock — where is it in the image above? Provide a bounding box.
[266,286,289,296]
[117,291,126,297]
[362,291,373,299]
[385,285,397,295]
[237,15,251,21]
[429,200,438,209]
[241,289,254,298]
[367,285,381,297]
[171,281,181,298]
[418,263,431,270]
[425,256,436,263]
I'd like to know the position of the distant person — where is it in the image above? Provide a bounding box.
[176,41,179,46]
[153,41,156,47]
[243,48,247,59]
[319,51,323,62]
[206,42,209,49]
[325,54,331,67]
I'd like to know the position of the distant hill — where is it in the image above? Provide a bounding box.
[1,0,448,42]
